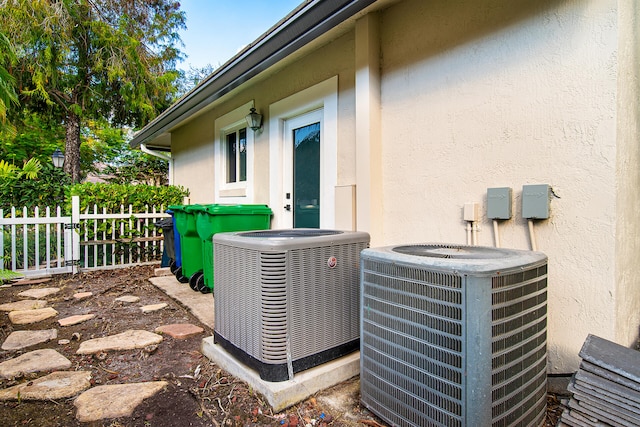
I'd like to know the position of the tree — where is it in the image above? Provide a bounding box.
[175,64,217,99]
[0,109,64,166]
[0,32,18,125]
[0,0,185,182]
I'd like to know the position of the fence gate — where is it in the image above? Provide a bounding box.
[0,196,80,277]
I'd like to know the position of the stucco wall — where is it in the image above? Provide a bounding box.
[378,0,636,372]
[615,0,640,348]
[171,114,216,203]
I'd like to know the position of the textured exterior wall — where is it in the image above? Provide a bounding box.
[615,1,640,348]
[378,0,635,372]
[171,113,215,203]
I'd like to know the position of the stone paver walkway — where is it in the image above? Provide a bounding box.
[76,329,163,354]
[0,349,71,379]
[1,329,58,351]
[58,313,95,326]
[8,307,58,325]
[74,381,168,422]
[0,273,205,423]
[0,300,47,312]
[156,323,204,339]
[115,295,140,303]
[17,287,60,299]
[0,371,92,400]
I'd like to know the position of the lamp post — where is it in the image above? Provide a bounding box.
[51,148,64,168]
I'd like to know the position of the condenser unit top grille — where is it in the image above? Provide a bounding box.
[393,244,508,259]
[239,229,343,238]
[214,229,368,251]
[364,244,547,275]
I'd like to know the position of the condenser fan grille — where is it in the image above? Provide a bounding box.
[361,259,465,426]
[393,244,508,259]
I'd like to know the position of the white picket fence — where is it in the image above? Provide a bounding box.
[0,196,170,277]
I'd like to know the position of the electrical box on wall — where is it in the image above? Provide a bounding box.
[463,202,479,221]
[487,187,512,220]
[522,184,550,219]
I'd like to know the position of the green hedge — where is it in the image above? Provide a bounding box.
[0,164,70,211]
[66,182,189,213]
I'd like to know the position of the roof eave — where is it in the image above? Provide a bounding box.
[130,0,377,149]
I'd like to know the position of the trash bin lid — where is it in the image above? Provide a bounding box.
[184,205,206,213]
[168,205,189,212]
[201,204,272,215]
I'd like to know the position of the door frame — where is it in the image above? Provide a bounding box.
[269,77,338,229]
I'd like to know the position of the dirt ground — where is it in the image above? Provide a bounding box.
[0,265,564,426]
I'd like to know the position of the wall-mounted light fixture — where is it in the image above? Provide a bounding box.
[51,148,65,168]
[245,107,263,132]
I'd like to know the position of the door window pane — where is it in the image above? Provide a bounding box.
[239,128,247,182]
[226,132,237,183]
[293,122,320,228]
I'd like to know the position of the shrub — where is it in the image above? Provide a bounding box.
[66,182,189,213]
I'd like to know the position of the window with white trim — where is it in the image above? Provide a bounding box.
[214,102,255,202]
[225,127,247,183]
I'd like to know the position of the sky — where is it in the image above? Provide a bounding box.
[177,0,303,71]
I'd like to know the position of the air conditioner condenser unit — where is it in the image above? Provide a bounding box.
[360,244,548,427]
[213,229,370,382]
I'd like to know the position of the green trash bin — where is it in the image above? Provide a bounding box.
[168,205,203,285]
[194,204,272,294]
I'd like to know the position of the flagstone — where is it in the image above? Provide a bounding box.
[76,329,163,354]
[74,381,167,422]
[0,349,71,379]
[8,307,58,325]
[17,287,61,299]
[73,292,93,300]
[115,295,140,303]
[58,314,96,327]
[11,278,51,286]
[1,329,58,351]
[0,371,91,401]
[141,303,167,313]
[155,323,204,339]
[0,299,47,312]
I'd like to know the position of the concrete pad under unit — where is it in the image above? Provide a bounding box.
[201,336,360,412]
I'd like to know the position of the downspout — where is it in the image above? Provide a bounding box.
[141,144,173,185]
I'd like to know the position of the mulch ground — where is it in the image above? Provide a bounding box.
[0,264,565,426]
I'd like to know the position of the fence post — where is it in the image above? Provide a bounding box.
[71,196,80,273]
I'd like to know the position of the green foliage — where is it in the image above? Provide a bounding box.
[102,150,169,186]
[0,163,70,210]
[0,32,18,124]
[66,182,188,213]
[0,114,168,183]
[0,109,64,166]
[0,269,23,282]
